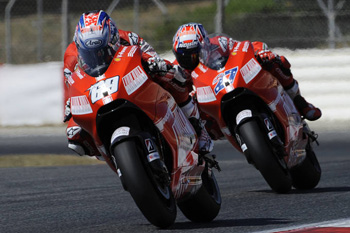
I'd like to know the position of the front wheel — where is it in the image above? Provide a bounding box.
[177,166,221,222]
[239,120,292,193]
[112,139,176,228]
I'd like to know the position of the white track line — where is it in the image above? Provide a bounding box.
[252,218,350,233]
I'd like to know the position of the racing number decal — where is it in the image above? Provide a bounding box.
[88,76,119,103]
[214,66,238,95]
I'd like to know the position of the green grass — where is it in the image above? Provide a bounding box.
[0,154,104,168]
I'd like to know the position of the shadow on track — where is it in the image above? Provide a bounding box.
[165,218,294,230]
[250,186,350,194]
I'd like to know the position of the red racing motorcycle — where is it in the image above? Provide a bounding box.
[66,45,221,228]
[191,36,321,193]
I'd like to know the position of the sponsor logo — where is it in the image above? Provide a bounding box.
[111,127,130,144]
[145,139,156,152]
[240,58,261,84]
[76,69,84,79]
[66,126,81,139]
[236,109,252,125]
[233,42,241,52]
[117,46,128,58]
[268,130,277,139]
[85,39,102,48]
[242,41,250,52]
[264,118,273,131]
[191,71,198,79]
[102,95,113,105]
[122,66,148,95]
[229,38,235,50]
[147,152,160,162]
[71,95,93,115]
[198,64,208,73]
[178,41,197,49]
[197,86,216,103]
[128,46,137,57]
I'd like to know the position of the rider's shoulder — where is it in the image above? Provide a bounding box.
[118,29,141,46]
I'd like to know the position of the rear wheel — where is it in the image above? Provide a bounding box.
[177,166,221,222]
[239,120,292,193]
[290,143,321,190]
[112,139,176,228]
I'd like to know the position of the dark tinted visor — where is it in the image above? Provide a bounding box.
[174,46,201,70]
[78,46,116,77]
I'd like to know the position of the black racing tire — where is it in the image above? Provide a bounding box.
[177,167,221,222]
[239,120,292,193]
[113,139,176,228]
[290,144,321,190]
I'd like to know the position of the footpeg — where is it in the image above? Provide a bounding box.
[198,153,221,172]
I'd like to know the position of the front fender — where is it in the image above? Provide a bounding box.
[221,88,272,131]
[221,88,285,154]
[96,99,156,155]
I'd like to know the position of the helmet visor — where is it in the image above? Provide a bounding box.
[174,46,201,70]
[77,45,116,77]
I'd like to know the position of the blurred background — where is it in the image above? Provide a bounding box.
[1,0,350,64]
[0,0,349,127]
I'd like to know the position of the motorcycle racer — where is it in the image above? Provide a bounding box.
[172,23,322,123]
[63,10,212,157]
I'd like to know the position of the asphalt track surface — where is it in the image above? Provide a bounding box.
[0,126,349,233]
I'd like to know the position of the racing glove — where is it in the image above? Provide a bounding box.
[172,65,188,85]
[147,56,168,75]
[255,49,277,70]
[255,50,293,81]
[64,99,72,122]
[63,68,74,86]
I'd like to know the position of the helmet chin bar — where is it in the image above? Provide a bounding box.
[87,64,110,77]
